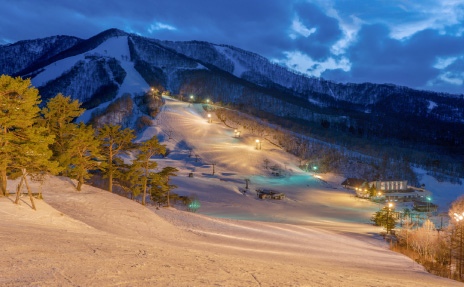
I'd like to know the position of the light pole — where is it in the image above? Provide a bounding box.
[387,202,394,235]
[255,139,261,150]
[377,192,382,210]
[189,95,194,106]
[207,113,212,123]
[313,165,318,173]
[426,196,431,213]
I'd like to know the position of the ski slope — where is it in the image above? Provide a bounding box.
[29,36,150,123]
[2,78,463,285]
[1,176,459,286]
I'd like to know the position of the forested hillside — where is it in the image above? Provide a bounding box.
[1,28,463,178]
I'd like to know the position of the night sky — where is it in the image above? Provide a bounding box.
[1,0,464,94]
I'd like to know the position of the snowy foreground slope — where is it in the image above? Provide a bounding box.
[1,98,461,286]
[1,177,460,287]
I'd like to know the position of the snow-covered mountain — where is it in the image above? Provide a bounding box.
[1,28,463,157]
[0,35,81,76]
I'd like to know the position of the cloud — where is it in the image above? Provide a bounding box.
[387,0,464,39]
[148,22,177,34]
[433,56,458,69]
[273,51,351,77]
[425,57,464,92]
[438,72,463,85]
[289,17,316,39]
[1,0,464,93]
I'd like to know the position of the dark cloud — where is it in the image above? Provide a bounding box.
[323,23,464,91]
[292,2,342,59]
[1,0,464,94]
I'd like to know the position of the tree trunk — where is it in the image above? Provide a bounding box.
[14,176,24,204]
[109,170,113,193]
[39,182,43,199]
[0,168,7,196]
[77,173,84,191]
[142,165,148,206]
[22,169,36,210]
[142,176,147,206]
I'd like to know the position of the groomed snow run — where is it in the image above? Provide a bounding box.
[1,97,461,286]
[1,176,459,286]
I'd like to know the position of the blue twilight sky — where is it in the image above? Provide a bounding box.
[1,0,464,94]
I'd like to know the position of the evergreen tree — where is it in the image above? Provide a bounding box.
[97,124,136,193]
[149,166,178,207]
[42,94,84,169]
[371,206,398,234]
[66,123,102,191]
[368,184,377,198]
[0,75,43,196]
[115,162,143,200]
[12,122,58,209]
[133,136,165,205]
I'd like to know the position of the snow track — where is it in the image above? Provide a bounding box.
[1,176,459,286]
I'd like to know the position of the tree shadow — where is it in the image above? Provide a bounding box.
[19,198,33,209]
[55,176,77,189]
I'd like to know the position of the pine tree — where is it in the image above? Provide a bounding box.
[133,136,165,205]
[371,206,398,234]
[115,162,143,200]
[11,122,59,209]
[149,166,178,207]
[0,75,44,197]
[42,93,84,169]
[97,124,136,193]
[368,184,377,198]
[66,123,102,191]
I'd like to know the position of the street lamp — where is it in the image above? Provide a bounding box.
[255,139,261,150]
[426,196,432,213]
[206,99,210,104]
[207,113,212,123]
[387,202,394,234]
[189,95,194,106]
[377,192,382,210]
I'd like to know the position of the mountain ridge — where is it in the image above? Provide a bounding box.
[1,28,463,166]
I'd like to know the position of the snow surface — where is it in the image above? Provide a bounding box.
[76,36,150,123]
[427,100,438,112]
[2,175,460,286]
[29,36,150,124]
[215,45,248,77]
[2,96,462,285]
[3,82,463,285]
[414,167,464,212]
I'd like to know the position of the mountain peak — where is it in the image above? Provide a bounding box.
[95,28,128,38]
